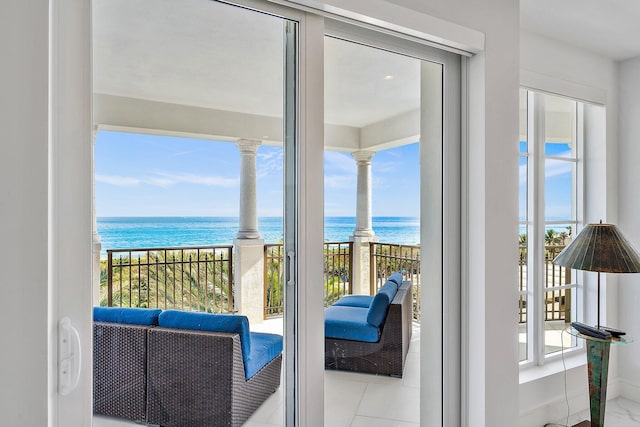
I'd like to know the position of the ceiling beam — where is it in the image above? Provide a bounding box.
[95,93,419,152]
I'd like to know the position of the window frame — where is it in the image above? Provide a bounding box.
[519,89,586,369]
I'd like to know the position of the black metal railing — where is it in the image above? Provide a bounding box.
[370,243,421,321]
[518,244,572,324]
[264,243,285,318]
[263,242,353,318]
[103,241,424,321]
[106,245,234,313]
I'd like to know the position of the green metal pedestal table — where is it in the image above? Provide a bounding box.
[568,328,633,427]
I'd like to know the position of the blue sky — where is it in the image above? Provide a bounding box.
[519,141,574,222]
[95,131,420,217]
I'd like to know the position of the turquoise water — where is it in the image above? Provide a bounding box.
[97,216,420,258]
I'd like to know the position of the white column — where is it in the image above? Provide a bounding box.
[353,150,376,237]
[350,150,378,295]
[234,139,264,324]
[236,139,262,240]
[93,125,102,306]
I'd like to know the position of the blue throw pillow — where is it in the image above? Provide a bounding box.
[366,281,399,327]
[387,272,404,286]
[380,281,398,301]
[366,293,390,327]
[93,307,162,326]
[158,310,252,365]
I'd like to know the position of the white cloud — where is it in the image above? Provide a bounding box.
[325,151,357,174]
[144,177,175,188]
[545,159,572,178]
[519,158,572,182]
[373,160,401,174]
[325,174,356,189]
[257,150,284,178]
[153,172,239,187]
[371,176,390,189]
[96,174,140,186]
[96,172,238,188]
[170,150,198,157]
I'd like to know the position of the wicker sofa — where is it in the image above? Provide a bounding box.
[93,307,282,427]
[324,273,413,377]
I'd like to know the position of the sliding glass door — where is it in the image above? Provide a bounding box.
[322,22,461,426]
[91,0,307,425]
[55,1,460,425]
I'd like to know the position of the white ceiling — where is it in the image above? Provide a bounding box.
[94,0,636,136]
[93,0,420,130]
[521,0,640,61]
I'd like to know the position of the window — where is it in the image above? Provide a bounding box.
[519,89,583,366]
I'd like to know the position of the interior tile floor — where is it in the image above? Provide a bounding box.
[551,398,640,427]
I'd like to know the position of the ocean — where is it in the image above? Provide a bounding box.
[97,216,420,258]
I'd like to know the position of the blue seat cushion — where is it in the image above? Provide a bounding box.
[158,310,252,367]
[246,332,283,380]
[93,307,162,326]
[325,306,380,343]
[332,295,373,308]
[387,272,404,286]
[367,281,398,327]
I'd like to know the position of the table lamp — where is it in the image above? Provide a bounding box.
[552,220,640,330]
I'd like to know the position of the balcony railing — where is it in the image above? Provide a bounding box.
[103,241,421,321]
[324,242,354,306]
[518,244,572,324]
[370,243,421,321]
[106,245,234,313]
[264,243,285,318]
[263,242,353,318]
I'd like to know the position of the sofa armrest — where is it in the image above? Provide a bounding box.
[146,328,244,426]
[93,322,150,421]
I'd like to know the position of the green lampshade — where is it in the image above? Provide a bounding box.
[552,222,640,273]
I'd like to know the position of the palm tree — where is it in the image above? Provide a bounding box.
[519,233,527,246]
[558,231,568,245]
[545,229,561,246]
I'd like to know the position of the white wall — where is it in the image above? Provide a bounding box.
[617,55,640,401]
[518,31,620,426]
[390,1,521,425]
[0,1,49,425]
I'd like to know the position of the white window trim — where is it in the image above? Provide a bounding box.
[519,89,586,374]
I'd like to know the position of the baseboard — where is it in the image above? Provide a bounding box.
[518,389,590,427]
[518,377,623,427]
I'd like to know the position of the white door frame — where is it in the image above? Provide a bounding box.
[50,0,325,425]
[50,0,93,424]
[51,1,463,425]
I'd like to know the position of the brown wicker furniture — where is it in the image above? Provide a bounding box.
[93,321,151,422]
[146,328,282,427]
[93,307,162,422]
[92,308,282,426]
[324,280,413,377]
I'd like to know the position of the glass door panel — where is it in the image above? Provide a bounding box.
[92,1,297,425]
[323,35,421,425]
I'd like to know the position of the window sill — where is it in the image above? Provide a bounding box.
[519,349,586,384]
